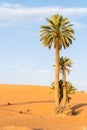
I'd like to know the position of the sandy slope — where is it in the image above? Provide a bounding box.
[0,84,87,130]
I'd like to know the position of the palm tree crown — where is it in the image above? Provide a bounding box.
[40,14,75,49]
[59,56,73,74]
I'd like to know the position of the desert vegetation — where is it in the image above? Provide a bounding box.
[50,80,76,108]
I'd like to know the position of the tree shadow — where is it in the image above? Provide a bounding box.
[0,100,54,114]
[0,100,54,107]
[71,103,87,115]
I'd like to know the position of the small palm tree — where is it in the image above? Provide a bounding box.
[66,81,76,94]
[50,80,76,102]
[39,14,75,111]
[59,57,73,108]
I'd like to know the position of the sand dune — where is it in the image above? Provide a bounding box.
[0,84,87,130]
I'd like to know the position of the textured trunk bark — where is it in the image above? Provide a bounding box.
[55,43,60,108]
[63,70,67,108]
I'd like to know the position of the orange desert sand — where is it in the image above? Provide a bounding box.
[0,84,87,130]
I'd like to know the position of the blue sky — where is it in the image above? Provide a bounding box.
[0,0,87,91]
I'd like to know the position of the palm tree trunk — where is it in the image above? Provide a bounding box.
[62,70,67,108]
[55,43,60,109]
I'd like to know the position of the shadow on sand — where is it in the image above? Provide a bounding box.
[0,100,54,107]
[1,101,87,115]
[0,100,54,114]
[71,103,87,115]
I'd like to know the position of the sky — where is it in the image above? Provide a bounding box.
[0,0,87,91]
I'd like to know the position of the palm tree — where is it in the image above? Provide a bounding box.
[39,14,75,112]
[50,80,76,102]
[66,81,76,94]
[59,56,73,108]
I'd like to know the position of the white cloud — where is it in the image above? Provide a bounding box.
[0,3,87,28]
[19,69,32,73]
[20,30,36,35]
[19,68,50,75]
[34,69,50,74]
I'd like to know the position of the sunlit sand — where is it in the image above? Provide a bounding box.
[0,84,87,130]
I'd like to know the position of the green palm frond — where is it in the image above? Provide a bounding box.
[50,80,76,94]
[46,18,56,28]
[39,14,75,50]
[59,57,73,74]
[61,17,69,25]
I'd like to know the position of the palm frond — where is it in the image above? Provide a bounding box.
[46,18,55,28]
